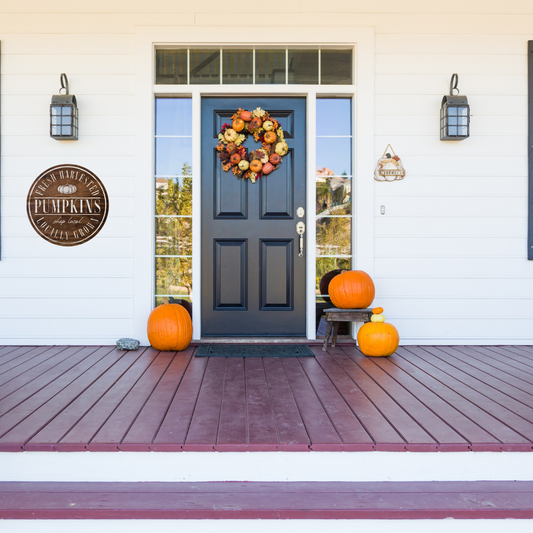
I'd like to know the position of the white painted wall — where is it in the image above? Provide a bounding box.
[0,1,531,344]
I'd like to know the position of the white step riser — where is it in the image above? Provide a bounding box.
[2,451,533,482]
[2,520,533,533]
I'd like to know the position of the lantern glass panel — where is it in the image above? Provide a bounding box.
[62,107,72,115]
[63,126,72,135]
[51,106,61,116]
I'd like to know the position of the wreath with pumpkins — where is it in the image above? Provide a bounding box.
[217,107,289,183]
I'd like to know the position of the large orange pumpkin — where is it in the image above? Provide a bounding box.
[328,270,375,309]
[357,321,399,357]
[147,303,192,351]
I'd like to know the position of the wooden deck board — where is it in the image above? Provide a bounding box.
[0,346,63,378]
[121,348,193,450]
[216,357,248,448]
[262,358,309,450]
[354,349,504,450]
[0,347,89,404]
[384,349,531,444]
[312,348,407,447]
[332,347,440,448]
[337,347,467,450]
[2,481,533,519]
[89,349,174,450]
[299,353,373,450]
[281,357,342,449]
[423,345,533,408]
[61,347,161,450]
[26,348,149,451]
[400,346,533,443]
[0,348,122,448]
[243,358,279,450]
[183,357,226,450]
[153,356,207,449]
[1,345,532,452]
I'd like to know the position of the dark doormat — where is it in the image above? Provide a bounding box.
[195,344,315,358]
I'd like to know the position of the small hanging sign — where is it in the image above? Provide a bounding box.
[374,145,405,182]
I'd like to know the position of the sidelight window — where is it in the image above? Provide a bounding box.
[315,98,352,308]
[154,97,193,307]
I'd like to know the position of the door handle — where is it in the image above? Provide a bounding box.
[296,221,305,257]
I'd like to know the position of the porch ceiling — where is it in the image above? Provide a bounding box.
[0,343,533,453]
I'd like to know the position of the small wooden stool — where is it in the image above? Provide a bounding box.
[322,308,373,351]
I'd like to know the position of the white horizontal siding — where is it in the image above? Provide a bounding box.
[0,3,531,344]
[0,25,135,343]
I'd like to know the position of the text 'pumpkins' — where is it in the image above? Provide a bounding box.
[147,303,192,351]
[329,270,375,309]
[357,307,399,357]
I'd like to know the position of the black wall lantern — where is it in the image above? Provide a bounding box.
[50,73,78,140]
[440,73,470,141]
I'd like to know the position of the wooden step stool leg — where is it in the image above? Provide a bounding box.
[322,321,333,351]
[331,322,340,347]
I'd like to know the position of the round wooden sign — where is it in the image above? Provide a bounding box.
[27,164,109,246]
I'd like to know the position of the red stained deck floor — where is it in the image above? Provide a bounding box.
[1,344,533,452]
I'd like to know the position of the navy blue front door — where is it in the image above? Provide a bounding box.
[201,97,307,336]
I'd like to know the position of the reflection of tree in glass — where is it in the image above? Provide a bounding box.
[155,163,193,301]
[156,163,192,216]
[316,174,351,216]
[156,258,192,297]
[316,217,351,256]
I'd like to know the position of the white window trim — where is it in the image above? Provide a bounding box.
[135,27,375,343]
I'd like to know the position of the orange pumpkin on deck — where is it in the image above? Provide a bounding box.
[147,303,192,351]
[250,159,263,172]
[328,270,375,309]
[357,321,399,357]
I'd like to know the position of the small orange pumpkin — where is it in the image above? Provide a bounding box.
[328,270,375,309]
[230,153,241,165]
[240,110,252,122]
[233,119,245,132]
[357,321,399,357]
[250,159,263,172]
[264,131,276,144]
[269,153,281,165]
[147,303,192,351]
[226,143,237,154]
[262,162,274,175]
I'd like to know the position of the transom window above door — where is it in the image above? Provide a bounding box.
[155,48,353,85]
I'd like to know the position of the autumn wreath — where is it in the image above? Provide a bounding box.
[216,107,289,183]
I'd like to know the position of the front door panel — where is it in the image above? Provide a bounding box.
[201,97,306,336]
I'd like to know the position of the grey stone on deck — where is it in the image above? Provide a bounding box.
[116,338,140,350]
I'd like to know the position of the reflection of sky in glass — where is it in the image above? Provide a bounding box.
[156,138,192,176]
[317,99,351,136]
[316,137,351,176]
[156,98,192,136]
